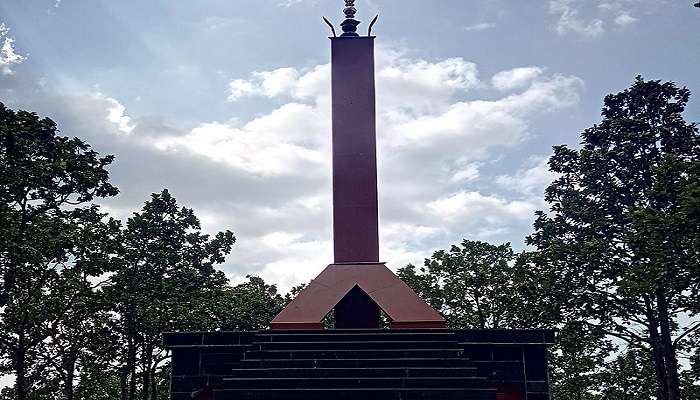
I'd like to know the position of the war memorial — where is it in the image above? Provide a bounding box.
[163,2,555,399]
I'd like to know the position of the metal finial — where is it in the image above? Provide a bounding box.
[323,17,337,37]
[344,0,356,18]
[368,14,379,36]
[340,0,360,37]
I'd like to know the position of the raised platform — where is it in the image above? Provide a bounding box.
[164,329,555,400]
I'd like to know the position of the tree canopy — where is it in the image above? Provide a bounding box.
[0,103,118,400]
[527,77,700,400]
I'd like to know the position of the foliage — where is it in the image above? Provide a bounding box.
[681,332,700,399]
[219,276,286,331]
[398,240,530,329]
[597,349,659,400]
[39,275,120,400]
[547,322,612,400]
[399,240,614,399]
[105,189,235,400]
[0,102,118,400]
[527,77,700,400]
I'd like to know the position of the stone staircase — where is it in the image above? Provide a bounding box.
[165,329,554,400]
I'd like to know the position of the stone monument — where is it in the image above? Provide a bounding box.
[164,2,555,399]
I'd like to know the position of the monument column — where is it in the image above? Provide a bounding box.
[331,35,379,264]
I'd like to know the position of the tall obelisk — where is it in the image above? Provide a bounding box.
[331,1,379,264]
[270,1,446,330]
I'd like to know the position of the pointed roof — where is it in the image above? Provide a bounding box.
[270,263,446,329]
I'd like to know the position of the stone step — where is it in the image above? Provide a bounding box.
[220,376,490,390]
[207,388,497,400]
[236,358,526,379]
[229,367,479,378]
[255,331,458,343]
[253,340,459,351]
[239,357,476,369]
[243,348,463,360]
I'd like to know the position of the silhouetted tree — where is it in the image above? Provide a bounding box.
[0,103,118,400]
[546,322,611,400]
[105,190,235,400]
[41,272,120,400]
[597,349,658,399]
[218,276,286,331]
[399,240,614,399]
[398,240,535,329]
[681,332,700,399]
[527,77,700,400]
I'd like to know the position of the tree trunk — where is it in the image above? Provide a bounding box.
[645,295,669,400]
[15,350,27,400]
[649,343,669,400]
[119,362,129,400]
[128,337,137,400]
[120,316,138,400]
[656,288,681,400]
[63,354,76,400]
[142,342,152,400]
[149,361,158,400]
[9,214,29,400]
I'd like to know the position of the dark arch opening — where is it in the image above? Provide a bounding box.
[334,285,381,329]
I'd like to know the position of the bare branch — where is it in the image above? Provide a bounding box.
[673,321,700,349]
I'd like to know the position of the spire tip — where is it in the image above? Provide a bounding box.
[340,0,360,37]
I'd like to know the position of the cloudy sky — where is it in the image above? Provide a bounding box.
[1,0,699,291]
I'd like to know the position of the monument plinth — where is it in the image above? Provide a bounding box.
[270,263,447,330]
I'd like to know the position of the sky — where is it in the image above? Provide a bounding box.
[1,0,699,293]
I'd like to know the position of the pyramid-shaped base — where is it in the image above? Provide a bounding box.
[270,263,446,330]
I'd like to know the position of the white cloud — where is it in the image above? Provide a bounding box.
[492,67,546,91]
[277,0,304,7]
[256,231,332,289]
[462,22,497,32]
[384,73,582,149]
[228,79,257,100]
[550,0,605,38]
[229,50,479,113]
[475,227,511,238]
[550,0,648,38]
[377,53,479,113]
[497,156,558,196]
[104,96,135,135]
[380,223,443,269]
[155,103,327,176]
[228,66,324,101]
[615,12,638,27]
[252,68,300,98]
[449,163,481,183]
[202,16,244,31]
[0,23,26,75]
[427,191,535,225]
[39,91,136,137]
[293,64,330,99]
